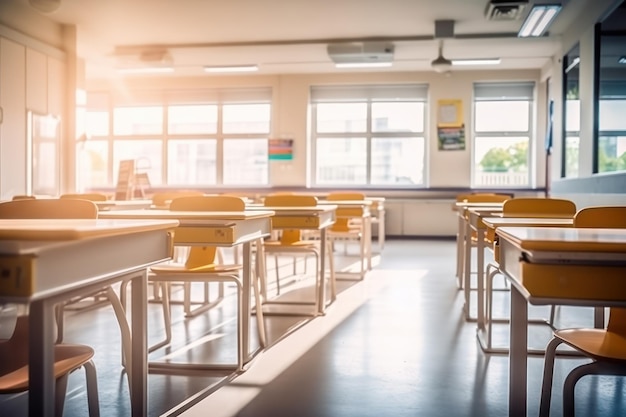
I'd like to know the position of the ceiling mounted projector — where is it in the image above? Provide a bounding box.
[327,42,394,66]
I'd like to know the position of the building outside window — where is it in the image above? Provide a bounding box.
[76,88,271,190]
[310,84,427,187]
[472,81,535,187]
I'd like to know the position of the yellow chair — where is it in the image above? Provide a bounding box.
[147,195,266,369]
[482,198,577,353]
[60,192,108,201]
[0,199,101,416]
[150,190,204,208]
[11,195,36,200]
[262,194,335,310]
[326,192,370,280]
[539,206,626,417]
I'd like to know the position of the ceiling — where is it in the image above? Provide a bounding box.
[8,0,596,79]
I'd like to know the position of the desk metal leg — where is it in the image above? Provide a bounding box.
[242,241,252,363]
[463,220,472,320]
[130,271,148,417]
[509,284,528,417]
[318,228,327,314]
[476,229,486,328]
[456,213,465,287]
[29,299,56,417]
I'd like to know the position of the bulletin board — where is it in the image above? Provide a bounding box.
[437,99,465,151]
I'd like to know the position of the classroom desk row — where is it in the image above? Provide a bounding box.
[453,200,626,416]
[0,197,376,416]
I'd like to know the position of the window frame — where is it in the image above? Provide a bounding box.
[309,84,428,188]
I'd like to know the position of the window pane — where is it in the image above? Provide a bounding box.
[77,140,108,188]
[565,99,580,132]
[113,140,162,185]
[168,140,217,185]
[473,137,529,186]
[598,135,626,173]
[113,106,163,135]
[599,100,626,131]
[371,102,424,133]
[223,104,270,134]
[168,105,218,134]
[475,101,530,132]
[564,136,579,178]
[85,111,109,136]
[371,137,424,185]
[316,138,367,185]
[223,139,268,185]
[316,103,367,133]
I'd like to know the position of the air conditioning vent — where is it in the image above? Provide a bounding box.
[485,0,528,20]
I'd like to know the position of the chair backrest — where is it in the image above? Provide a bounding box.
[264,194,318,243]
[573,206,626,336]
[0,198,98,219]
[151,191,204,208]
[169,195,246,268]
[458,193,510,203]
[0,316,30,375]
[502,198,576,218]
[327,192,366,201]
[11,195,36,200]
[60,193,108,202]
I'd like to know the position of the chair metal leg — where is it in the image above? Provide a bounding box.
[84,360,101,417]
[539,337,563,417]
[55,373,69,417]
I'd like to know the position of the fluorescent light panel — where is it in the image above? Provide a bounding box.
[619,56,626,64]
[335,62,393,68]
[518,4,562,37]
[204,65,258,73]
[451,58,501,66]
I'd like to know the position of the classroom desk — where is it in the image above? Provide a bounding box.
[367,197,385,251]
[496,226,626,417]
[477,217,574,354]
[95,199,153,211]
[453,201,505,289]
[462,206,504,321]
[318,200,373,280]
[248,204,336,315]
[98,209,274,371]
[0,218,177,417]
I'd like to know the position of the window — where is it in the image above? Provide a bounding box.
[77,88,271,190]
[597,4,626,174]
[563,44,580,178]
[472,82,534,188]
[310,84,427,186]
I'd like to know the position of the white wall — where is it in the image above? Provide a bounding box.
[88,68,545,190]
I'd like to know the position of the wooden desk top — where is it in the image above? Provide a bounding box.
[95,199,153,211]
[0,218,179,242]
[453,201,505,212]
[497,226,626,253]
[483,217,573,229]
[99,209,275,221]
[247,205,337,213]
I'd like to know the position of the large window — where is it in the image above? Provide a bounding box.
[472,82,534,187]
[597,3,626,174]
[76,89,271,190]
[563,44,580,178]
[310,84,427,187]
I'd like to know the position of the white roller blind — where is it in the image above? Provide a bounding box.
[473,82,535,101]
[310,84,428,102]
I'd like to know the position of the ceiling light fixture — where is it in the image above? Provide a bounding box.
[619,56,626,64]
[28,0,61,13]
[203,65,259,73]
[518,4,562,37]
[335,62,393,69]
[452,58,501,66]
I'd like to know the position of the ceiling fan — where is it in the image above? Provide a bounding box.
[431,40,453,74]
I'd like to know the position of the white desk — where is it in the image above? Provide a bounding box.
[98,209,274,371]
[248,204,337,315]
[0,218,177,417]
[496,226,626,417]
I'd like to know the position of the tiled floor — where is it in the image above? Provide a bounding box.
[1,239,625,416]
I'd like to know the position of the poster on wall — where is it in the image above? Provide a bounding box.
[436,99,465,151]
[268,138,294,161]
[437,125,465,151]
